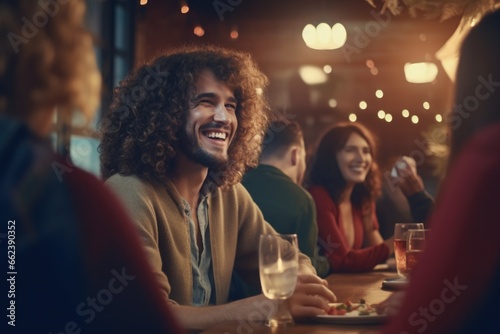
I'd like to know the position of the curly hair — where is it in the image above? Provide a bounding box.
[0,0,100,121]
[99,45,270,189]
[308,122,381,208]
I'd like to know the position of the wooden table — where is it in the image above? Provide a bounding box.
[200,266,398,334]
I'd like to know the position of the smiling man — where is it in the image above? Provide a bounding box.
[99,46,336,330]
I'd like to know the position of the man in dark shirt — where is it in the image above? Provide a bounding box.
[243,121,329,277]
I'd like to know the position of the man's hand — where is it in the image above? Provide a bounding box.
[287,274,337,319]
[393,156,424,197]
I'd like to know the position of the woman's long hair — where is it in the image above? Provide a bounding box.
[448,10,500,163]
[308,122,381,208]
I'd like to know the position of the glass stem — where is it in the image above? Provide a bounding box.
[268,299,294,327]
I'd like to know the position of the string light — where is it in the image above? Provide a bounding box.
[230,27,239,39]
[194,25,205,37]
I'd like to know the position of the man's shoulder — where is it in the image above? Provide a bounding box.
[244,165,306,194]
[106,173,151,189]
[105,174,164,201]
[213,182,251,200]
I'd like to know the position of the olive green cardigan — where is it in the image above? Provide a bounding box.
[105,174,314,305]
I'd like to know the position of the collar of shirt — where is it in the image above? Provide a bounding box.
[181,195,215,306]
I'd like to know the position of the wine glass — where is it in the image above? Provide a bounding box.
[393,223,424,278]
[259,234,299,327]
[406,229,431,276]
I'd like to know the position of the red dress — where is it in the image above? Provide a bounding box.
[309,186,389,272]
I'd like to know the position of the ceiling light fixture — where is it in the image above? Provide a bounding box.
[404,62,438,83]
[302,23,347,50]
[298,65,328,85]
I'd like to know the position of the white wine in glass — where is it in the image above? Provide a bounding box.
[259,234,299,327]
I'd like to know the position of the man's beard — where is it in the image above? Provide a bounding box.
[179,129,228,170]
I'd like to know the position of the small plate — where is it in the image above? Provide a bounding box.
[315,303,387,325]
[382,277,409,290]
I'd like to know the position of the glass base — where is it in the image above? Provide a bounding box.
[265,299,294,327]
[265,317,294,327]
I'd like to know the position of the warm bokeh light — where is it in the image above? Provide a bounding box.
[404,62,439,83]
[359,101,367,110]
[140,0,148,5]
[411,115,419,124]
[349,113,357,122]
[402,109,410,118]
[181,5,189,13]
[366,59,374,68]
[385,114,393,122]
[194,25,205,37]
[302,24,316,44]
[423,101,430,110]
[299,66,328,85]
[328,98,338,108]
[302,23,347,50]
[377,110,386,119]
[370,67,379,75]
[375,89,383,98]
[230,29,239,39]
[435,114,443,122]
[317,23,331,44]
[323,65,332,74]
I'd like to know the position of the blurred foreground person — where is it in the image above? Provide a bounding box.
[100,46,336,330]
[381,9,500,334]
[308,122,394,273]
[0,1,183,333]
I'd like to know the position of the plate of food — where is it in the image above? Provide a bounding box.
[315,300,387,325]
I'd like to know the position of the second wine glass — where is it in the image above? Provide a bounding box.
[406,229,431,276]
